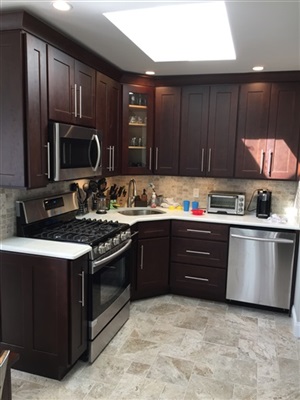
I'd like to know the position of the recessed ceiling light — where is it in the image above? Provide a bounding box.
[145,71,155,75]
[252,66,264,71]
[53,1,72,11]
[104,2,236,63]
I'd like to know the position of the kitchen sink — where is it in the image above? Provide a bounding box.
[118,209,166,216]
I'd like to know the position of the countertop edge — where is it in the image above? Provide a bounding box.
[1,209,299,259]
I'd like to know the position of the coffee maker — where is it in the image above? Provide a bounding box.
[256,189,272,218]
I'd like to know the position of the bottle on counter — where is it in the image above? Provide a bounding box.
[151,190,157,208]
[141,189,148,202]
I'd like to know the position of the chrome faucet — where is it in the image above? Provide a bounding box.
[127,178,137,207]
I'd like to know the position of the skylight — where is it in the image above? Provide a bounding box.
[103,2,236,63]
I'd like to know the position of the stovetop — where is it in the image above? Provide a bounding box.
[16,192,131,260]
[32,218,128,246]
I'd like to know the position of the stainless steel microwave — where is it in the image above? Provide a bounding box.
[207,191,246,215]
[48,122,102,181]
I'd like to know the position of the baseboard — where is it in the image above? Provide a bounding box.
[292,306,300,338]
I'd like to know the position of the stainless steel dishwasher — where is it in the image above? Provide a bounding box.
[226,227,296,310]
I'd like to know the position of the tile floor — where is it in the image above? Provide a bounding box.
[11,295,300,399]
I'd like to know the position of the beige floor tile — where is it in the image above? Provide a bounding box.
[10,295,300,400]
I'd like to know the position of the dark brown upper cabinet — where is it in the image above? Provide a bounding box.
[180,85,239,178]
[122,84,154,175]
[0,31,48,188]
[235,82,300,180]
[48,46,96,128]
[96,72,121,175]
[154,87,181,175]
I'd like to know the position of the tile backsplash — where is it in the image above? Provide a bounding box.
[0,176,299,240]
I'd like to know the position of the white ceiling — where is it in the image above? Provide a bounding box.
[1,0,300,76]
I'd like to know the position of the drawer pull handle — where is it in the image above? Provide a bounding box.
[187,229,211,234]
[186,250,210,255]
[185,275,209,282]
[140,244,144,269]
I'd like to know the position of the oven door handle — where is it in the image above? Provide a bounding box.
[90,239,132,274]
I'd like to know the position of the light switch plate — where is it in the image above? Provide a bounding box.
[193,188,199,198]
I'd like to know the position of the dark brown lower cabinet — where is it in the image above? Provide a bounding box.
[170,221,229,301]
[0,252,88,380]
[130,221,170,300]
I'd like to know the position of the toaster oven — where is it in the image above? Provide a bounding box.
[207,191,245,215]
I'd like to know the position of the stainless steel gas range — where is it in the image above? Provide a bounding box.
[16,191,132,363]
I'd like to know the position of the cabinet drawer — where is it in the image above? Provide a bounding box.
[138,220,170,239]
[170,262,226,301]
[172,221,228,241]
[171,237,228,268]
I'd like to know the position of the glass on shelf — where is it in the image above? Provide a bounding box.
[129,93,147,106]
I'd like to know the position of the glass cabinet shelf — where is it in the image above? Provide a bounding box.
[122,85,153,174]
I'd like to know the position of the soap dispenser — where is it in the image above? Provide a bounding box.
[151,190,157,208]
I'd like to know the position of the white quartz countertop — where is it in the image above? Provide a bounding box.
[82,207,300,230]
[1,208,299,259]
[0,237,91,260]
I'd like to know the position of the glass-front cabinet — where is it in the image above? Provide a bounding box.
[122,84,154,174]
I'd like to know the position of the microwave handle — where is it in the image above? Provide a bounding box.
[89,134,101,171]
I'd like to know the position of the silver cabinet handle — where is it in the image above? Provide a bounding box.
[186,249,210,255]
[207,148,212,172]
[185,275,209,282]
[140,244,144,269]
[268,150,273,177]
[74,83,77,117]
[201,148,204,172]
[46,142,50,178]
[79,85,82,118]
[260,150,265,174]
[107,146,112,171]
[112,146,115,172]
[187,229,211,234]
[79,271,84,307]
[149,147,152,171]
[155,147,158,170]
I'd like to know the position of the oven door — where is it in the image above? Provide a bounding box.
[88,240,131,341]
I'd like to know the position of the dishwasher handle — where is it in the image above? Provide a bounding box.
[231,233,294,244]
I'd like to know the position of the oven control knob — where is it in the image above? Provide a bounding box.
[120,231,127,241]
[105,239,112,251]
[113,234,121,246]
[98,243,106,255]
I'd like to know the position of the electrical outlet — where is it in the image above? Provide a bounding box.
[193,188,199,198]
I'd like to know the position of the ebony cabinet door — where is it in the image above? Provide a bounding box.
[75,61,96,127]
[235,83,270,179]
[137,237,170,298]
[48,46,96,127]
[0,252,88,380]
[235,82,300,180]
[206,85,239,177]
[0,32,48,188]
[267,83,300,180]
[48,46,75,123]
[155,87,181,175]
[96,72,121,175]
[179,84,238,178]
[0,252,69,379]
[179,86,210,176]
[132,221,170,299]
